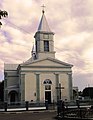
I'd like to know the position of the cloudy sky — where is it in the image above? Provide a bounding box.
[0,0,93,91]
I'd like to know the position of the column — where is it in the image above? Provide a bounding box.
[36,73,40,102]
[4,72,8,102]
[20,74,25,102]
[68,72,73,100]
[55,73,59,102]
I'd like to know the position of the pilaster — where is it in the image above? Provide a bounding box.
[20,74,25,102]
[54,73,59,102]
[36,73,40,102]
[68,72,73,100]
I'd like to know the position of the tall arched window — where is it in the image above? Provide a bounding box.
[43,79,52,90]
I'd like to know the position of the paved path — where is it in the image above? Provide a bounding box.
[0,111,56,120]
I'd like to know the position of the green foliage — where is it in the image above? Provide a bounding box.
[0,81,4,101]
[0,10,8,19]
[82,87,93,99]
[0,10,8,26]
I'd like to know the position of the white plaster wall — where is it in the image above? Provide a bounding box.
[59,73,70,101]
[21,67,71,72]
[38,52,55,59]
[25,73,36,102]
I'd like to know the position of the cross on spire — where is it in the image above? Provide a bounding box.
[41,4,46,14]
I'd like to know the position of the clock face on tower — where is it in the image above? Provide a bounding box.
[43,34,49,39]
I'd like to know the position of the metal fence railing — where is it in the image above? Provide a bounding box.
[1,99,93,118]
[0,101,47,112]
[56,99,93,119]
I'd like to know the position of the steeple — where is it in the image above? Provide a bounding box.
[37,6,51,32]
[34,5,55,60]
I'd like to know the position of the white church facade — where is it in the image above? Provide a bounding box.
[4,9,73,104]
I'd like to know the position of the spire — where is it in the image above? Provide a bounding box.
[31,44,37,60]
[37,5,51,32]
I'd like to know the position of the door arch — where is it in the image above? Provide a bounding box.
[43,79,52,104]
[8,91,18,103]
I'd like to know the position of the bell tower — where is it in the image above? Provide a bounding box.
[34,6,56,60]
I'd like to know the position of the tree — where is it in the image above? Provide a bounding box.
[0,80,4,101]
[0,10,8,26]
[82,87,93,99]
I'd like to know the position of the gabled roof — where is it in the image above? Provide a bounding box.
[37,11,51,32]
[20,57,73,68]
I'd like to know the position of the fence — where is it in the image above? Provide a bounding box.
[56,99,93,119]
[1,99,93,118]
[0,101,47,112]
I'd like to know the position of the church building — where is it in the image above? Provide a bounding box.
[4,8,73,104]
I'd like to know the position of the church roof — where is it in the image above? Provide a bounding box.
[37,10,51,32]
[20,57,73,68]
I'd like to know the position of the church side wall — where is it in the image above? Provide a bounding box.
[4,70,19,102]
[5,71,19,87]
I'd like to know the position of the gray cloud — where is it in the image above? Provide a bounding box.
[78,17,93,32]
[1,30,12,43]
[73,73,93,91]
[71,0,90,17]
[0,0,3,7]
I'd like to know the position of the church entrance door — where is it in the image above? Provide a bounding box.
[45,91,51,104]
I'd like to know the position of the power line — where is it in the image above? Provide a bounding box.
[4,19,31,34]
[3,19,68,54]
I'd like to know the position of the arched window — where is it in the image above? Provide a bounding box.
[43,79,52,84]
[43,79,52,91]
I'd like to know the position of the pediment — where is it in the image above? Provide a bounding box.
[21,58,73,68]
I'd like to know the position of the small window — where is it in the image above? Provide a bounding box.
[44,41,49,52]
